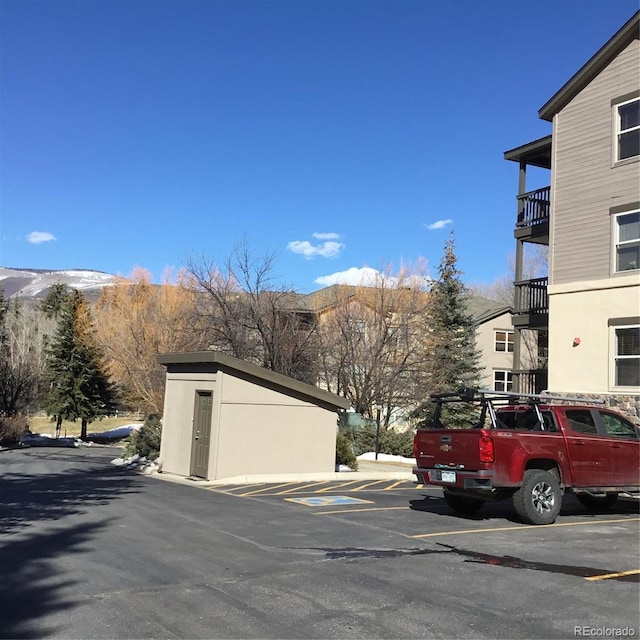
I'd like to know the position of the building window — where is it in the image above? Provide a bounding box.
[494,370,513,392]
[615,210,640,272]
[614,325,639,387]
[616,98,639,161]
[494,330,514,353]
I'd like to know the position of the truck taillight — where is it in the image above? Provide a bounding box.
[479,433,494,463]
[413,435,418,459]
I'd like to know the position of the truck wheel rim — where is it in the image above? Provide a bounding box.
[532,481,555,514]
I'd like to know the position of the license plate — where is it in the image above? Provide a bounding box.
[441,471,456,483]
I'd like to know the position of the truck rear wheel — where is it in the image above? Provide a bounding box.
[513,469,562,525]
[576,493,618,511]
[443,490,485,515]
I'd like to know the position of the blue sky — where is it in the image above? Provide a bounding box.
[1,0,637,292]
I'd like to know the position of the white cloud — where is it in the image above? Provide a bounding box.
[27,231,57,244]
[314,266,385,286]
[287,239,345,259]
[426,219,453,230]
[316,266,434,288]
[312,232,340,240]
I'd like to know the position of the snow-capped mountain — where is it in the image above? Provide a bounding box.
[0,267,117,300]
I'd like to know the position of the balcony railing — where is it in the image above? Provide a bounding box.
[512,369,548,395]
[514,277,548,315]
[516,186,550,229]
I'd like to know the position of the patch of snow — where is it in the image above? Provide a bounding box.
[111,453,161,475]
[357,452,415,464]
[87,424,142,439]
[0,267,117,298]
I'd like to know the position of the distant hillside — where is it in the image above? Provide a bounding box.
[0,267,117,302]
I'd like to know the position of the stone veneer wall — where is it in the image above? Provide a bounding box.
[546,392,640,424]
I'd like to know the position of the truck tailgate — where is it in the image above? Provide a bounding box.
[414,429,485,470]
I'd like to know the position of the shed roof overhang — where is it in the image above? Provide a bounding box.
[539,11,639,122]
[157,351,351,411]
[504,135,552,169]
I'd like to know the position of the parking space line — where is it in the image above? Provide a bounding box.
[238,483,300,497]
[348,480,388,491]
[383,481,405,491]
[410,517,640,539]
[315,480,364,493]
[210,483,265,493]
[275,481,332,495]
[314,506,410,515]
[585,569,640,581]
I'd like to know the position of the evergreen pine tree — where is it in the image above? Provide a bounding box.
[43,290,116,439]
[412,233,483,428]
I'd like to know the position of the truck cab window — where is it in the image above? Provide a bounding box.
[599,411,639,439]
[566,410,597,435]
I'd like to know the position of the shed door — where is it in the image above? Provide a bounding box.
[191,391,213,479]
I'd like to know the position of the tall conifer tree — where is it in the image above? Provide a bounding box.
[43,290,116,439]
[412,233,483,428]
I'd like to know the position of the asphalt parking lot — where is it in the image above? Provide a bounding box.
[2,446,639,639]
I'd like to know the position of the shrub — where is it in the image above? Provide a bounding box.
[0,415,28,446]
[335,433,358,470]
[381,428,414,458]
[125,413,162,460]
[342,423,415,458]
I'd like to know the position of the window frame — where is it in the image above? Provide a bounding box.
[494,330,514,353]
[611,323,640,390]
[613,209,640,273]
[493,370,513,392]
[614,96,640,163]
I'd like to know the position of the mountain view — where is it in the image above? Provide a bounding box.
[0,267,117,301]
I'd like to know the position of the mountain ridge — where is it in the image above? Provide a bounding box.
[0,267,118,300]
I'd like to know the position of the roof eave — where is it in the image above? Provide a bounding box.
[157,351,351,410]
[504,135,553,168]
[539,11,640,122]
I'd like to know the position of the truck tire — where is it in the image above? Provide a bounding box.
[443,489,485,515]
[512,469,562,525]
[576,493,618,511]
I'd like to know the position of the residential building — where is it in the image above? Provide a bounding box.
[292,285,518,404]
[505,11,639,420]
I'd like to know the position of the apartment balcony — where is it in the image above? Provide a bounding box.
[513,277,548,328]
[514,186,550,244]
[512,369,549,395]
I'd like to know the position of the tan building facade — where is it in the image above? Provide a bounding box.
[506,11,639,420]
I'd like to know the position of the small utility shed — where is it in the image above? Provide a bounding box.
[157,351,350,481]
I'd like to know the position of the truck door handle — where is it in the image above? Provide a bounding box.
[574,440,585,446]
[610,444,621,449]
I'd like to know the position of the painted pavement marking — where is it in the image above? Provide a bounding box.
[410,517,640,539]
[285,495,374,507]
[585,569,640,581]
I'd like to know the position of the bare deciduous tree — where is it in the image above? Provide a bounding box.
[0,295,54,417]
[93,268,200,413]
[183,241,319,383]
[316,267,431,424]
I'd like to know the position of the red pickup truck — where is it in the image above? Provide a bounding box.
[413,388,640,525]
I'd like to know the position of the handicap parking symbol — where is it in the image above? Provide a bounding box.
[285,495,373,507]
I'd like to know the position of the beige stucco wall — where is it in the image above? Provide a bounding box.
[159,371,217,477]
[213,371,337,479]
[547,273,640,393]
[159,368,339,480]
